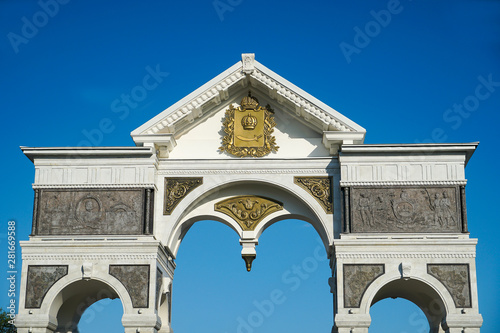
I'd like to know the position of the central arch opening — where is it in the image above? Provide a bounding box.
[172,219,332,333]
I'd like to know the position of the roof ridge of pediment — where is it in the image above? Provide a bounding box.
[131,54,365,156]
[131,54,365,138]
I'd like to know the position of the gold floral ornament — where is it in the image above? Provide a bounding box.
[294,177,333,214]
[214,195,283,230]
[219,92,279,157]
[164,178,203,215]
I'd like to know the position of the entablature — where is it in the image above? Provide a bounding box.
[339,143,478,185]
[21,146,157,188]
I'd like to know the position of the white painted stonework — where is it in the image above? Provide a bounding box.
[16,54,482,333]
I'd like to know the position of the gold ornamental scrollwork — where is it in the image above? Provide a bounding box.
[214,195,283,230]
[294,176,333,214]
[219,92,279,157]
[164,177,203,215]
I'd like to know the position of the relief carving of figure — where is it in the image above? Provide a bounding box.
[357,193,374,227]
[440,191,455,227]
[429,191,455,228]
[75,196,102,230]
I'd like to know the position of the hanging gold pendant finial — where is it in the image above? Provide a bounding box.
[242,254,256,272]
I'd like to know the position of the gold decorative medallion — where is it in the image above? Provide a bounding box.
[164,177,203,215]
[219,92,279,157]
[294,177,333,214]
[214,195,283,230]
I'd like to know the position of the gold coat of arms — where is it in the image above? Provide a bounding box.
[219,92,279,157]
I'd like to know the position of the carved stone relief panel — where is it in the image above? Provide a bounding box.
[36,189,150,235]
[428,264,471,308]
[109,265,150,308]
[294,176,333,214]
[214,195,283,231]
[25,265,68,308]
[164,177,203,215]
[343,264,384,308]
[349,187,462,233]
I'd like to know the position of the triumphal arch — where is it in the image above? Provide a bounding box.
[17,54,482,332]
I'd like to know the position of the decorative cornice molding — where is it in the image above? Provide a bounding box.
[336,253,476,259]
[22,254,158,261]
[250,68,356,132]
[23,250,176,276]
[144,68,245,135]
[135,58,364,137]
[340,180,468,187]
[158,169,334,175]
[32,183,156,189]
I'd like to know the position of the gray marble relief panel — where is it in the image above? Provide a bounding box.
[428,264,471,308]
[350,187,461,233]
[343,264,384,308]
[26,265,68,308]
[109,265,150,308]
[36,189,147,235]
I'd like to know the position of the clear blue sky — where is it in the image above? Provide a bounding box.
[1,0,499,332]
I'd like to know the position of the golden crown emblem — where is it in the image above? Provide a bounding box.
[219,91,279,157]
[241,112,258,130]
[241,94,259,110]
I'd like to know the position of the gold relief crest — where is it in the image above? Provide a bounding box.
[219,92,279,157]
[214,195,283,231]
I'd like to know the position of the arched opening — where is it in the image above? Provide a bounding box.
[370,298,430,332]
[369,279,446,333]
[172,219,332,332]
[78,298,123,332]
[50,280,124,332]
[166,179,334,257]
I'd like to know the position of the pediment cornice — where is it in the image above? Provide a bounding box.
[131,54,365,156]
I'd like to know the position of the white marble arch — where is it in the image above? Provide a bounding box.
[44,276,131,332]
[361,274,453,332]
[17,54,483,333]
[164,178,334,259]
[16,267,150,333]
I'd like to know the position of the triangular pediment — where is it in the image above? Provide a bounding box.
[131,54,365,158]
